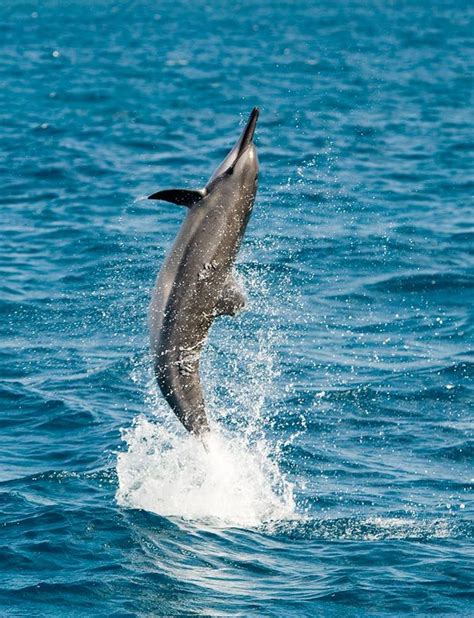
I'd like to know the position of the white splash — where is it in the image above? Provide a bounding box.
[116,260,300,528]
[116,415,296,528]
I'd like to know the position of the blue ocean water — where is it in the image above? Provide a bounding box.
[1,0,473,615]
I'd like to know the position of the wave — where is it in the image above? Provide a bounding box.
[368,271,474,293]
[265,515,473,541]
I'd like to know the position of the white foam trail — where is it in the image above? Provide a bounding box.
[116,416,296,527]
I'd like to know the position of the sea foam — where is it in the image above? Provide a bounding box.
[116,415,296,527]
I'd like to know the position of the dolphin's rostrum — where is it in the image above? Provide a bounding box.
[148,108,260,438]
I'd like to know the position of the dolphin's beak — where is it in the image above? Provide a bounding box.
[236,107,259,158]
[206,107,260,184]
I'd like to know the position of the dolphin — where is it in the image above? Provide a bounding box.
[148,108,259,439]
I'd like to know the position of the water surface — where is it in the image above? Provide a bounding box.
[1,0,473,615]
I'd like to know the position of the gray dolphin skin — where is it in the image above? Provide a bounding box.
[148,108,259,439]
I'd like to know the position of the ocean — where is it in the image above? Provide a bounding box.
[1,0,473,615]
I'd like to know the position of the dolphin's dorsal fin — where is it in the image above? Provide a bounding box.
[147,188,205,208]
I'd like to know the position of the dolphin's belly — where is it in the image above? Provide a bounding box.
[158,258,229,354]
[150,192,252,407]
[155,211,243,356]
[149,204,211,351]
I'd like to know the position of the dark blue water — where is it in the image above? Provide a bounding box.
[1,0,473,615]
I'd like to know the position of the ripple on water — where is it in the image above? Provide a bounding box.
[1,0,473,615]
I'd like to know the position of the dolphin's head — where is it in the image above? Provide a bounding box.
[206,108,259,204]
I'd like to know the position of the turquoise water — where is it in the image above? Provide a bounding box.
[1,0,473,615]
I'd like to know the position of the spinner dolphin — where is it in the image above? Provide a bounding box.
[148,108,259,438]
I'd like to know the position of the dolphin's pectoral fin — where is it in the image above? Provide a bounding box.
[147,188,205,208]
[214,276,246,317]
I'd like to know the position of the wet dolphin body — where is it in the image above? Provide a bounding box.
[148,108,259,438]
